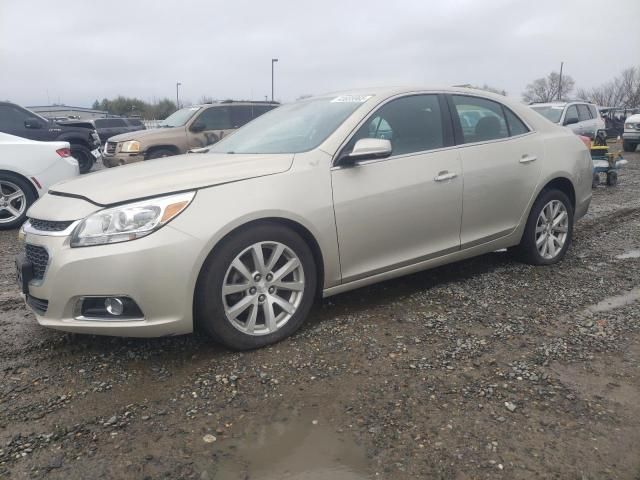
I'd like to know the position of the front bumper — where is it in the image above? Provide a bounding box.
[102,152,145,167]
[21,224,204,337]
[623,131,640,141]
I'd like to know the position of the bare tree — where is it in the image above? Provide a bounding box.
[522,71,575,103]
[198,95,215,104]
[576,67,640,107]
[474,84,507,96]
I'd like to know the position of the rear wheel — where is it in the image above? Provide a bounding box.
[0,173,36,230]
[607,170,618,186]
[195,223,317,350]
[70,144,94,173]
[514,189,574,266]
[146,148,175,160]
[623,141,637,152]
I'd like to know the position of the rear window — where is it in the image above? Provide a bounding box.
[95,118,127,128]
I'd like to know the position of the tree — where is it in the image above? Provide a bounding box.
[576,67,640,107]
[473,84,507,96]
[522,71,575,103]
[92,96,177,119]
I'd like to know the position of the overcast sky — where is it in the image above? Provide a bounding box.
[1,0,639,108]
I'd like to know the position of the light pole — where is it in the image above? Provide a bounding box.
[271,58,278,102]
[557,62,564,101]
[176,82,181,109]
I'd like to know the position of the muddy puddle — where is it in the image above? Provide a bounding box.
[588,287,640,313]
[211,410,370,480]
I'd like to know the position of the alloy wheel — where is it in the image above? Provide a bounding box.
[0,181,26,224]
[222,241,305,336]
[535,200,569,260]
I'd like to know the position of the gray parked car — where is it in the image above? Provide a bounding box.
[530,101,605,139]
[92,117,145,145]
[18,87,592,350]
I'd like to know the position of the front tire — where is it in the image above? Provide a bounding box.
[195,223,317,350]
[623,141,637,152]
[0,173,36,230]
[515,189,574,266]
[70,144,94,173]
[146,148,175,160]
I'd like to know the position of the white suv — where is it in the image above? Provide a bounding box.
[531,102,605,139]
[623,113,640,152]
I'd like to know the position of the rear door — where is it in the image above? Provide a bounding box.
[448,94,543,248]
[577,104,595,138]
[563,105,581,135]
[187,106,233,148]
[331,93,463,282]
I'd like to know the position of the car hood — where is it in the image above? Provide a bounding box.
[626,114,640,124]
[107,126,183,143]
[48,152,294,206]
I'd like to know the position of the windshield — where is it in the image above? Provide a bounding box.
[531,105,564,123]
[158,106,201,127]
[209,95,372,154]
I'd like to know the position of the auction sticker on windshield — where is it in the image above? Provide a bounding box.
[331,95,373,103]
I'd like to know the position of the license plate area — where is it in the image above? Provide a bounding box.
[15,253,33,294]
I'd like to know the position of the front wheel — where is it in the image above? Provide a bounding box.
[195,223,317,350]
[514,189,574,266]
[0,173,36,230]
[622,141,637,153]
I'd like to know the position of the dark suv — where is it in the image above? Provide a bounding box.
[92,117,146,144]
[0,101,101,173]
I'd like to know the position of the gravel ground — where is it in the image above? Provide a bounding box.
[1,142,639,479]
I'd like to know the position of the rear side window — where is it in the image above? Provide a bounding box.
[346,94,444,156]
[504,108,529,136]
[452,95,508,143]
[96,118,126,128]
[229,105,254,128]
[588,105,599,119]
[577,104,592,121]
[251,105,277,119]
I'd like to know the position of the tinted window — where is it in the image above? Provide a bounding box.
[346,95,444,156]
[251,105,277,119]
[577,104,592,121]
[565,105,579,122]
[229,105,253,128]
[452,95,508,143]
[126,119,143,127]
[0,105,30,129]
[196,107,231,130]
[95,118,126,128]
[504,108,529,136]
[531,105,564,123]
[588,105,599,119]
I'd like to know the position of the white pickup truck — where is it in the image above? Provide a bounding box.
[623,114,640,152]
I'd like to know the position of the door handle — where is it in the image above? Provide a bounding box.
[519,154,537,164]
[434,171,458,182]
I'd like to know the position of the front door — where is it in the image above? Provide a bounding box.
[331,94,463,283]
[448,94,543,247]
[188,106,234,149]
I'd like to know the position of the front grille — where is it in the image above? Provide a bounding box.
[25,244,49,281]
[26,295,48,315]
[105,141,117,154]
[28,218,73,232]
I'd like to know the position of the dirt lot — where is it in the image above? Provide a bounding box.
[1,143,639,479]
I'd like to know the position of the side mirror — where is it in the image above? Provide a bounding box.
[564,116,579,126]
[340,138,392,166]
[24,118,43,129]
[190,122,206,133]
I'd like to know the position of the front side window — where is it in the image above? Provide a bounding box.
[210,95,369,154]
[0,105,30,129]
[564,105,579,123]
[452,95,508,143]
[345,94,444,156]
[195,107,231,130]
[577,104,592,121]
[229,105,253,128]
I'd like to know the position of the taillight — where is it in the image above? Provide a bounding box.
[56,148,71,158]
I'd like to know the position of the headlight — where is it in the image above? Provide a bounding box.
[120,140,141,153]
[70,192,195,247]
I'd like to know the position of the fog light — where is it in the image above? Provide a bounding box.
[105,297,124,316]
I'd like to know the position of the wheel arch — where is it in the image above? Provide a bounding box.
[0,169,39,200]
[540,176,576,210]
[145,144,181,157]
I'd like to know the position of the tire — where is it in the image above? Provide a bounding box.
[0,173,36,230]
[514,189,574,266]
[195,223,317,350]
[622,141,637,152]
[70,144,94,174]
[146,148,176,160]
[592,173,600,189]
[607,170,618,187]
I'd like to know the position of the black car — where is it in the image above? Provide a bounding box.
[0,101,101,173]
[92,117,146,144]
